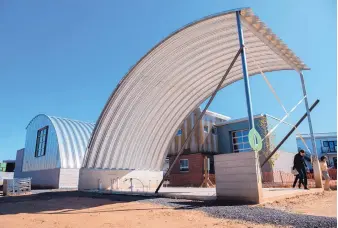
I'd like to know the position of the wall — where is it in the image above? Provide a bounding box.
[273,150,295,173]
[15,148,60,188]
[215,152,263,204]
[23,115,60,171]
[14,148,24,175]
[216,115,272,172]
[59,169,80,188]
[167,108,228,157]
[14,168,60,188]
[78,169,163,191]
[168,153,205,186]
[0,172,14,186]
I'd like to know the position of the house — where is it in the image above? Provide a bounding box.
[296,132,337,169]
[14,114,95,188]
[168,113,296,186]
[166,108,230,186]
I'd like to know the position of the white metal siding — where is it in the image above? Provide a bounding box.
[23,114,95,171]
[49,117,95,169]
[23,115,59,171]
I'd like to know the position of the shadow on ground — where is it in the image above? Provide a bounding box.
[0,190,336,228]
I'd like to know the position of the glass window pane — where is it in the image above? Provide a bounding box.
[323,141,329,147]
[236,137,243,143]
[242,130,249,136]
[204,126,209,133]
[212,127,216,135]
[243,143,251,149]
[243,136,249,143]
[235,131,242,137]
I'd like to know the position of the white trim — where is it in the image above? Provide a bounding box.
[296,132,337,139]
[205,110,231,121]
[215,114,265,127]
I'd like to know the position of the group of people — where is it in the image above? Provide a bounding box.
[292,149,331,190]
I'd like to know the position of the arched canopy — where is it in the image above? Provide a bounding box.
[83,8,308,171]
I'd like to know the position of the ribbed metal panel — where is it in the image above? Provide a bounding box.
[22,114,94,171]
[83,8,308,171]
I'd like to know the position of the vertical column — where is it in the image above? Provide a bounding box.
[299,72,322,188]
[236,11,254,130]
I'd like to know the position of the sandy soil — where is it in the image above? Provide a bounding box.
[0,192,335,228]
[262,191,337,218]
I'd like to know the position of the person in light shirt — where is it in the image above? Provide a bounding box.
[320,156,331,191]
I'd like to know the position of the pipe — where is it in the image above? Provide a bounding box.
[236,10,254,129]
[261,99,320,168]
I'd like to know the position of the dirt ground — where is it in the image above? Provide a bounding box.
[0,191,336,228]
[262,191,337,218]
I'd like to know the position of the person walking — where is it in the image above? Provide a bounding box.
[293,150,309,190]
[292,169,301,188]
[320,156,331,191]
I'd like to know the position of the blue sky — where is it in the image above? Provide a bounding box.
[0,0,336,161]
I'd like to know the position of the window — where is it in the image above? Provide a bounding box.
[179,159,189,172]
[211,126,217,135]
[35,126,49,157]
[323,140,337,152]
[176,129,182,136]
[204,126,209,133]
[232,129,251,153]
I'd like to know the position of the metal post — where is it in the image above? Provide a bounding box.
[236,11,254,129]
[299,72,322,188]
[261,99,320,168]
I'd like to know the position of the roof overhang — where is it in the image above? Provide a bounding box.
[83,8,309,171]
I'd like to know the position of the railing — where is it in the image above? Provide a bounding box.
[3,178,32,196]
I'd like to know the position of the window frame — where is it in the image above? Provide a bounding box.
[231,129,251,153]
[34,126,49,157]
[204,125,209,133]
[211,126,217,135]
[179,159,189,172]
[323,140,337,152]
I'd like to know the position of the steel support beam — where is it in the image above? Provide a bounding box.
[299,72,322,188]
[154,47,243,194]
[236,10,255,130]
[261,99,320,168]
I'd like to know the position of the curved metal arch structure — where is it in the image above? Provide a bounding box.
[83,8,308,171]
[26,114,95,169]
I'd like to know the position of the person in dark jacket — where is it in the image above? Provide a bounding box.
[293,150,309,190]
[292,172,301,188]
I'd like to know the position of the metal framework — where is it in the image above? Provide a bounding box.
[81,8,317,188]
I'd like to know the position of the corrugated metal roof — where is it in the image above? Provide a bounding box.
[83,8,308,171]
[26,114,95,169]
[48,116,95,168]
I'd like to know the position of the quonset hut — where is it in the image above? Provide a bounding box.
[15,114,95,188]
